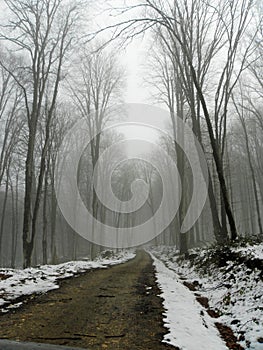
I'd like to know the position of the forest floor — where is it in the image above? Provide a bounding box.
[151,241,263,350]
[0,250,178,350]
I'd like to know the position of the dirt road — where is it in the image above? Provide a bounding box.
[0,251,178,350]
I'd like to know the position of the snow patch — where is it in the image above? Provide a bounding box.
[150,252,228,350]
[151,244,263,350]
[0,250,135,313]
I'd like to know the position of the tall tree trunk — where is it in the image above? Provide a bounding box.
[194,94,228,243]
[23,128,37,268]
[174,92,188,255]
[42,167,49,265]
[50,177,57,264]
[207,171,228,243]
[11,173,19,268]
[10,179,17,268]
[190,66,238,240]
[242,123,263,234]
[0,176,8,262]
[220,191,228,235]
[244,170,255,234]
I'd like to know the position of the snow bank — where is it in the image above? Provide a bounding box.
[0,250,135,313]
[151,245,263,350]
[150,253,228,350]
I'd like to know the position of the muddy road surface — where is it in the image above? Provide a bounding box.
[0,251,178,350]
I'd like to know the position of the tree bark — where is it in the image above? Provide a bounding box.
[189,66,238,240]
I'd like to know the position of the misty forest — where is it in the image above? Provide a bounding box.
[0,0,262,267]
[0,0,262,349]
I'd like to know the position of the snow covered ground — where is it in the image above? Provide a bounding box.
[1,245,262,350]
[0,250,135,313]
[150,252,228,350]
[150,244,263,350]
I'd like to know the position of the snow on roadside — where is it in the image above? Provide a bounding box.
[150,252,228,350]
[233,244,263,260]
[151,245,263,350]
[0,250,135,313]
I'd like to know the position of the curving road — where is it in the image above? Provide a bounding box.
[0,251,178,350]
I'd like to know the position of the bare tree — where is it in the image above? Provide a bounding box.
[69,45,125,256]
[232,91,262,234]
[146,39,228,245]
[104,0,259,241]
[0,0,85,267]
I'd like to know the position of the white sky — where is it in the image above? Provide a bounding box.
[90,0,153,105]
[121,38,151,104]
[89,1,171,145]
[0,0,154,105]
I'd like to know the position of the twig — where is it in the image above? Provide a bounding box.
[74,333,97,338]
[105,334,125,338]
